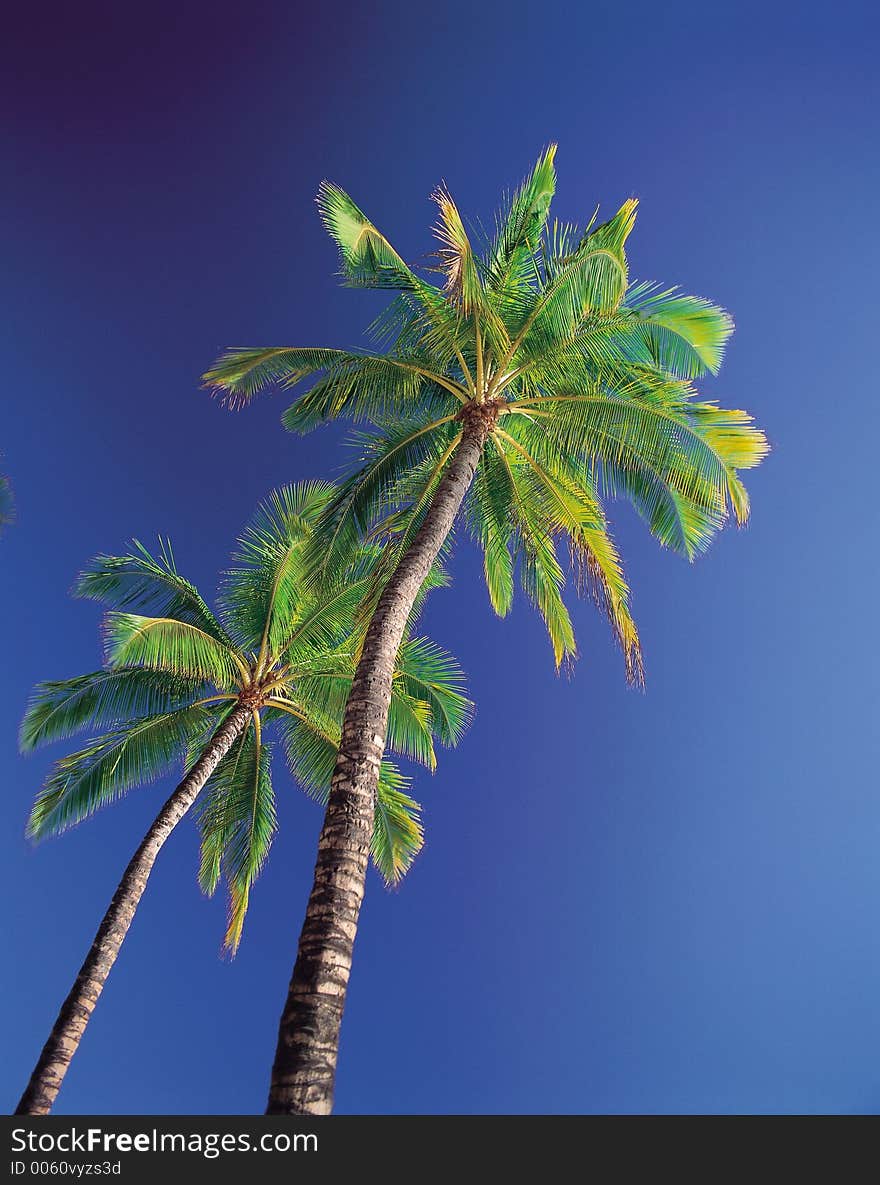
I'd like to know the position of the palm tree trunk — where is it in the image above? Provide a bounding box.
[15,701,254,1116]
[267,408,495,1115]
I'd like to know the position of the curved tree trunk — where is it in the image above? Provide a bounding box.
[267,409,494,1115]
[16,701,254,1116]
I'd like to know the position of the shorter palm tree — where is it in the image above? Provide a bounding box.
[16,482,471,1115]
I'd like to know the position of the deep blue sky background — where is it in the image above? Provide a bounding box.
[3,0,879,1114]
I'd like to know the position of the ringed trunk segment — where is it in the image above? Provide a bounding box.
[267,409,495,1116]
[15,702,254,1116]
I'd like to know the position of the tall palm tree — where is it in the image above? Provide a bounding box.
[16,482,470,1115]
[205,147,769,1113]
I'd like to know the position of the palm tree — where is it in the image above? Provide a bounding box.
[16,482,470,1115]
[205,147,769,1114]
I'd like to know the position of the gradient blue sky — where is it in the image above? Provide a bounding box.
[3,0,878,1114]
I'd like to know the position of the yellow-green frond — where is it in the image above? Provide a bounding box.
[432,186,484,314]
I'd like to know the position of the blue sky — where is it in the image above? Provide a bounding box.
[2,0,879,1113]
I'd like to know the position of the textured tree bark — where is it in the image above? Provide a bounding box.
[16,701,254,1116]
[267,409,494,1115]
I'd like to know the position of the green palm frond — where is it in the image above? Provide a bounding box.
[508,388,767,546]
[205,345,464,422]
[286,632,471,768]
[517,524,576,670]
[279,356,461,433]
[197,722,256,896]
[20,668,204,753]
[621,282,734,377]
[285,671,416,768]
[385,687,437,771]
[508,199,638,361]
[282,671,353,736]
[196,720,276,954]
[204,346,362,408]
[76,542,231,643]
[686,402,768,519]
[317,181,475,374]
[372,761,424,885]
[269,669,439,786]
[269,706,426,883]
[486,145,558,298]
[303,413,461,584]
[317,182,416,290]
[495,427,643,682]
[465,444,516,617]
[431,188,509,363]
[219,481,335,657]
[28,705,213,839]
[268,702,339,802]
[487,433,576,668]
[360,430,463,591]
[103,613,242,687]
[280,576,378,667]
[394,637,474,749]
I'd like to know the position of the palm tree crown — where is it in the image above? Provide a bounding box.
[206,146,768,681]
[23,482,471,951]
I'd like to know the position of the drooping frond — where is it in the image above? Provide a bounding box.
[198,723,251,897]
[517,522,576,670]
[621,282,734,377]
[28,705,213,839]
[285,631,470,770]
[394,637,474,749]
[196,720,275,954]
[686,402,769,520]
[492,424,643,684]
[372,761,424,885]
[465,444,516,617]
[20,667,204,752]
[489,435,576,668]
[268,701,339,802]
[508,385,767,556]
[102,613,242,687]
[571,518,643,686]
[76,542,231,643]
[203,346,352,408]
[278,357,462,433]
[269,708,425,883]
[385,687,437,771]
